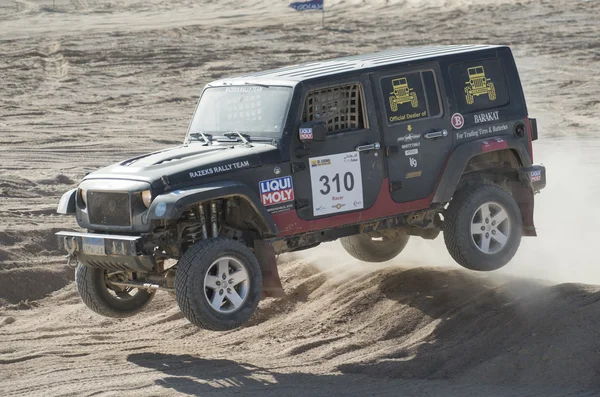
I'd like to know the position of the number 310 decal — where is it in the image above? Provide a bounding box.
[319,172,355,195]
[309,152,364,216]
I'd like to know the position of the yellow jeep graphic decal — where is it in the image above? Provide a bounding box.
[389,77,419,112]
[464,66,497,105]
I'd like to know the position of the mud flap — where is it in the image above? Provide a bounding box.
[253,240,285,298]
[511,183,537,237]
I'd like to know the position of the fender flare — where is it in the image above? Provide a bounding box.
[57,188,77,215]
[432,135,532,203]
[146,180,278,237]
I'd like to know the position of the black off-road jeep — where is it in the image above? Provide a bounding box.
[57,45,546,330]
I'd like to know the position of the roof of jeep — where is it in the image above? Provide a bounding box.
[209,45,505,87]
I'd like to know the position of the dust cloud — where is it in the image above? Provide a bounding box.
[299,140,600,286]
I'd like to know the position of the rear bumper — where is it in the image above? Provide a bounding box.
[519,165,546,193]
[56,231,155,272]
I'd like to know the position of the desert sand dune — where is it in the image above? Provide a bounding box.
[1,0,599,395]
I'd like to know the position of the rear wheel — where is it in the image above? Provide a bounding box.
[75,264,154,318]
[340,230,410,263]
[175,238,262,331]
[444,183,522,271]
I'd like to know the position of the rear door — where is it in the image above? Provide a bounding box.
[372,64,451,203]
[290,76,384,221]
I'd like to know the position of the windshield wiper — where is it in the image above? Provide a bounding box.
[223,131,251,146]
[188,131,212,145]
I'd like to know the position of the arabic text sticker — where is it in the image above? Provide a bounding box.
[309,151,364,216]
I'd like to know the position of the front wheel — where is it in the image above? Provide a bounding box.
[444,184,522,271]
[488,82,497,101]
[175,238,262,331]
[340,230,410,263]
[389,96,398,112]
[75,264,155,318]
[410,92,418,108]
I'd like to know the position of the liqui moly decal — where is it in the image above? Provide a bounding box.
[259,176,295,206]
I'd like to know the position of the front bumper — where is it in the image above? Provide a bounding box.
[56,231,156,272]
[519,165,546,193]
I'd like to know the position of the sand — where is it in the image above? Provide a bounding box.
[1,0,600,395]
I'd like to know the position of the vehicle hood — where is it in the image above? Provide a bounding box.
[84,143,279,189]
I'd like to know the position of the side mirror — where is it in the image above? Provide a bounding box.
[298,121,327,143]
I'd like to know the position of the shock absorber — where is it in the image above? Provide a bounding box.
[210,201,218,237]
[198,203,208,240]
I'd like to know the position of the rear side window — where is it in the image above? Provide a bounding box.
[450,59,510,113]
[380,70,442,124]
[302,83,367,134]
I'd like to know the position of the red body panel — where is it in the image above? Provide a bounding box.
[272,178,433,237]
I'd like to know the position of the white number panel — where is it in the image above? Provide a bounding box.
[309,151,364,216]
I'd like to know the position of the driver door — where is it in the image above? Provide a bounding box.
[290,76,384,221]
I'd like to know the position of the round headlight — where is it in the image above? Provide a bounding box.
[79,188,87,205]
[141,190,152,208]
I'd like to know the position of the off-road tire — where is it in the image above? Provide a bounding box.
[410,92,418,108]
[340,231,410,263]
[444,183,522,271]
[389,96,398,112]
[488,82,497,101]
[465,87,474,104]
[75,263,155,318]
[175,238,262,331]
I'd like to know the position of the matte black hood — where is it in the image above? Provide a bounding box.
[84,143,280,189]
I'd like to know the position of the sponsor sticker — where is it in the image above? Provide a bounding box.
[481,137,507,152]
[225,86,263,92]
[189,160,251,178]
[259,176,295,206]
[401,142,420,149]
[310,158,331,167]
[405,148,418,156]
[451,113,464,129]
[344,152,359,163]
[474,110,500,124]
[299,127,313,140]
[267,202,294,214]
[406,171,422,179]
[456,124,508,140]
[530,170,542,182]
[397,133,421,143]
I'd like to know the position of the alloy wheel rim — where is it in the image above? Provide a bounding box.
[204,256,250,313]
[470,201,511,255]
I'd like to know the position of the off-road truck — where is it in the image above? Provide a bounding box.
[57,45,546,331]
[389,77,419,111]
[465,65,497,104]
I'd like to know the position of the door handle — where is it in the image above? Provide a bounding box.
[424,130,448,139]
[356,142,381,152]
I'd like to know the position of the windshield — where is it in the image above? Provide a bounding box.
[188,86,293,139]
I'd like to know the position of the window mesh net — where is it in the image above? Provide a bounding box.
[303,84,364,133]
[225,94,262,123]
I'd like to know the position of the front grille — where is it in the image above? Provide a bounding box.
[88,192,131,227]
